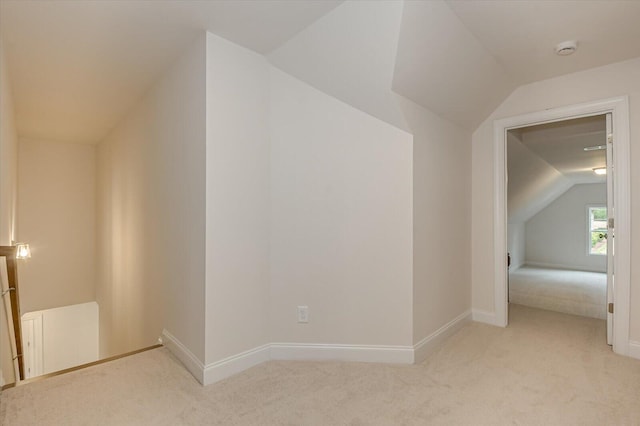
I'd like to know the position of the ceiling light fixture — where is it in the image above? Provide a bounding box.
[593,167,607,176]
[555,40,578,56]
[583,145,606,152]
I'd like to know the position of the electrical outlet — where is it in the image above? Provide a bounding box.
[297,306,309,323]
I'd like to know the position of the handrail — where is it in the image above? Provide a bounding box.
[0,246,25,381]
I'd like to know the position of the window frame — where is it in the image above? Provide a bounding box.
[587,205,607,256]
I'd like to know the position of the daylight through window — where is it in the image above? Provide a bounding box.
[588,206,607,255]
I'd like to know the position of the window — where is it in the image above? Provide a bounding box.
[588,206,607,255]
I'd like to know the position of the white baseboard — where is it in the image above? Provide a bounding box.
[164,315,475,386]
[161,329,205,384]
[523,261,606,273]
[270,343,413,364]
[508,257,525,271]
[413,310,471,364]
[472,309,498,325]
[509,263,524,272]
[628,341,640,360]
[203,344,270,385]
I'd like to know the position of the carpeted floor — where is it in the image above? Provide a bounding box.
[509,266,606,319]
[2,304,639,425]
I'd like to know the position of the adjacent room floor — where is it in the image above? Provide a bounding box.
[2,304,639,425]
[509,265,606,319]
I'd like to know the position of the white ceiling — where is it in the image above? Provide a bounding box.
[0,0,342,143]
[506,132,572,224]
[447,0,640,85]
[1,0,639,143]
[393,0,516,131]
[507,115,607,223]
[393,0,640,129]
[268,1,409,133]
[516,116,607,185]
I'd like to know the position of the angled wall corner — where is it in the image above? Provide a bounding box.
[95,17,474,385]
[204,32,271,366]
[97,33,207,364]
[394,94,473,349]
[202,30,415,380]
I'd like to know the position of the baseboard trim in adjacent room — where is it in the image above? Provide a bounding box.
[203,344,271,386]
[270,342,414,364]
[161,329,205,384]
[472,309,498,326]
[523,262,606,274]
[628,341,640,360]
[413,310,471,364]
[510,263,525,272]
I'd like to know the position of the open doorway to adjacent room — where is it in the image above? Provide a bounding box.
[494,97,631,354]
[506,115,609,324]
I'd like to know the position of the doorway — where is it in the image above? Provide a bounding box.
[493,97,631,356]
[506,115,608,323]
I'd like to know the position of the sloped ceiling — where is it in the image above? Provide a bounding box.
[394,0,640,130]
[508,115,607,224]
[1,0,640,143]
[0,0,343,143]
[446,0,640,85]
[517,116,607,185]
[268,0,409,132]
[392,0,516,130]
[507,133,572,224]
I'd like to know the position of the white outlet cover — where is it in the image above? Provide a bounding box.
[297,306,309,323]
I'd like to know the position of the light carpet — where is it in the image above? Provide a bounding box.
[2,304,639,425]
[509,266,606,319]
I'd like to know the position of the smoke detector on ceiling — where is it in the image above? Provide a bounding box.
[555,40,578,56]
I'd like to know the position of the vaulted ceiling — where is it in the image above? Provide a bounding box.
[1,0,639,143]
[516,116,607,185]
[507,115,607,224]
[0,0,343,143]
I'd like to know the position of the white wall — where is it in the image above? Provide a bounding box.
[200,32,471,380]
[507,222,526,271]
[197,33,416,382]
[471,57,640,342]
[204,33,270,365]
[91,31,431,385]
[17,139,96,313]
[525,184,606,272]
[0,36,19,385]
[395,95,471,346]
[201,33,470,381]
[97,34,206,360]
[269,67,414,347]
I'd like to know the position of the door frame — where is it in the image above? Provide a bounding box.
[493,96,631,356]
